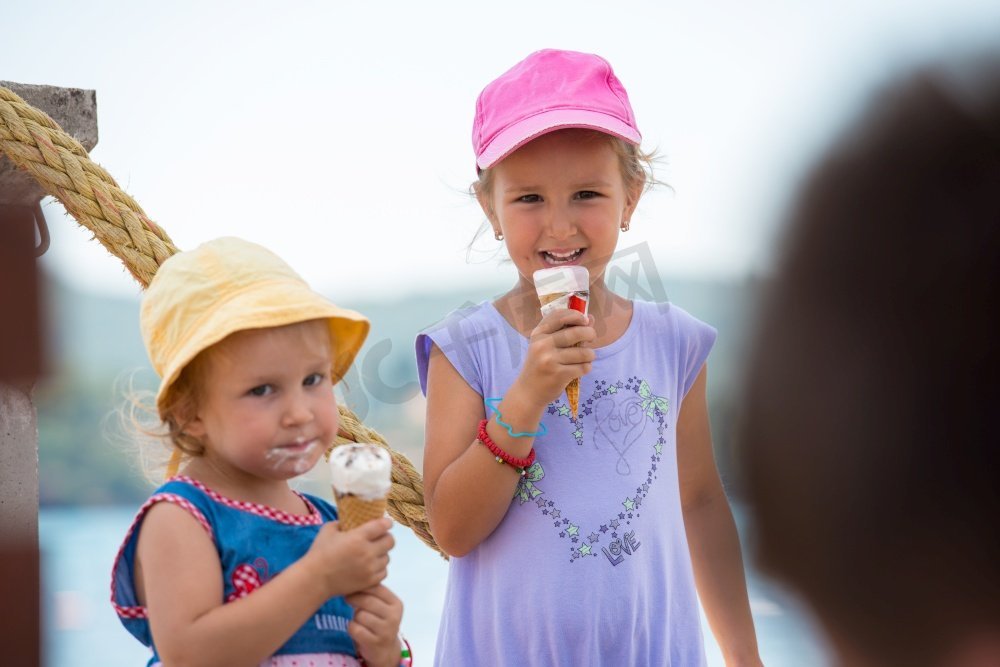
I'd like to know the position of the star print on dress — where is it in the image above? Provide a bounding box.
[531,376,671,565]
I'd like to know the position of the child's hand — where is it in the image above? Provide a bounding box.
[517,308,596,406]
[346,585,404,667]
[305,517,394,598]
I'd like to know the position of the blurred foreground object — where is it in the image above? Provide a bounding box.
[0,80,99,667]
[738,53,1000,667]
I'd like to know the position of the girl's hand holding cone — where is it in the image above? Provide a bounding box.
[514,308,596,409]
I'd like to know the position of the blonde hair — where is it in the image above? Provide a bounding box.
[157,349,214,475]
[119,348,214,483]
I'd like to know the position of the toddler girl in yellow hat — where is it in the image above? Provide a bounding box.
[110,237,409,667]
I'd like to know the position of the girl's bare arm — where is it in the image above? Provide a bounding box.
[136,503,391,667]
[422,346,536,556]
[678,365,762,667]
[424,309,594,556]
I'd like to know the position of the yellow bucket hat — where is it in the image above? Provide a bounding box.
[141,236,370,413]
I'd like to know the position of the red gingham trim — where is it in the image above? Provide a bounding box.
[110,492,214,619]
[172,476,323,526]
[115,604,148,620]
[226,562,263,602]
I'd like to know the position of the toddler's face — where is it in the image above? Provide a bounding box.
[482,129,641,294]
[185,319,338,482]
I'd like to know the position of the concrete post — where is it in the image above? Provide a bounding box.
[0,81,98,541]
[0,206,42,542]
[0,82,99,207]
[1,81,98,665]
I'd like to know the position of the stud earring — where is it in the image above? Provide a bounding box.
[494,229,504,241]
[621,220,631,232]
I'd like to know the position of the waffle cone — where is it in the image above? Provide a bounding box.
[334,493,387,531]
[567,378,580,419]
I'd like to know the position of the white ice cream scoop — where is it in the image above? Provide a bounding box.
[533,266,589,298]
[328,444,392,500]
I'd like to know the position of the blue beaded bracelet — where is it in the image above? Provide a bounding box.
[485,397,548,438]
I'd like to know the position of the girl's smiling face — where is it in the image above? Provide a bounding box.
[185,319,338,483]
[479,129,643,294]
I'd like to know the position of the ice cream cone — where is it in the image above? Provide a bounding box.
[334,493,388,532]
[566,378,580,419]
[534,266,590,419]
[328,443,392,531]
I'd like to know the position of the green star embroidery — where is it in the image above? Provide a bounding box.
[608,385,618,394]
[578,544,592,556]
[654,442,663,455]
[567,524,580,537]
[573,429,583,440]
[558,405,571,417]
[623,497,636,512]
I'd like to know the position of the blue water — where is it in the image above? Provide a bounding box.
[39,506,830,666]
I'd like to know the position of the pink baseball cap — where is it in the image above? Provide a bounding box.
[472,49,642,171]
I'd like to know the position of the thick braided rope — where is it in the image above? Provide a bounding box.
[1,85,177,286]
[333,408,445,559]
[0,84,444,558]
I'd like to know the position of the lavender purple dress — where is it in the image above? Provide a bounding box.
[416,299,715,666]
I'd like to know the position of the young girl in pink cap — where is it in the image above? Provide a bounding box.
[111,237,410,666]
[416,50,762,665]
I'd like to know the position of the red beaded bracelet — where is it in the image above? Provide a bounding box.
[478,418,536,473]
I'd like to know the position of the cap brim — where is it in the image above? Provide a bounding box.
[476,108,642,170]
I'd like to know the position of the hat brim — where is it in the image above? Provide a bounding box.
[154,282,369,412]
[476,107,642,171]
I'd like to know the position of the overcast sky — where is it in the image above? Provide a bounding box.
[5,0,999,301]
